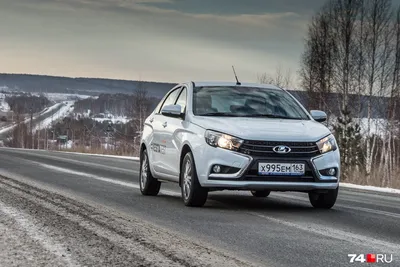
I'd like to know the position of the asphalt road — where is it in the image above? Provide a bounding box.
[0,148,399,267]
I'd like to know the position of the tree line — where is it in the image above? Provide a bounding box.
[299,0,400,188]
[5,93,51,114]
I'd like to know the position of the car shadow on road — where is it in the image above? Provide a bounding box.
[156,192,341,214]
[207,194,315,212]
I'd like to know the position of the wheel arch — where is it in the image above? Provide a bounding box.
[140,143,147,159]
[140,143,157,178]
[179,143,193,187]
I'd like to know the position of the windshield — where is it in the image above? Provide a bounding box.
[192,86,310,120]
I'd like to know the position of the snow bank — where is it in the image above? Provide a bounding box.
[340,182,400,194]
[51,150,139,160]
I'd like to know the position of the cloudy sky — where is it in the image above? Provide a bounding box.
[0,0,333,83]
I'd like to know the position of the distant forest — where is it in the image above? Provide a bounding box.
[0,73,175,98]
[73,93,160,117]
[4,93,51,114]
[0,73,393,119]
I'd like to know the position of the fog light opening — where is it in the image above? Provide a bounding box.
[319,167,337,177]
[213,165,221,173]
[327,168,336,176]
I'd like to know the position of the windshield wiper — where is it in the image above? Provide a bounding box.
[241,114,303,120]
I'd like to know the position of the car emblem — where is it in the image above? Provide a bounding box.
[273,145,291,154]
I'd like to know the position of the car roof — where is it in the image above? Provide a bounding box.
[190,81,282,90]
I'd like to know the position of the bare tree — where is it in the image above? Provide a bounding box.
[258,65,293,88]
[298,0,399,187]
[128,80,152,151]
[299,6,336,113]
[363,0,393,181]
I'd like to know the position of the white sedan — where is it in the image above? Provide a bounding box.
[139,81,340,208]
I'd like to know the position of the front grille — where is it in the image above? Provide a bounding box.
[238,140,320,158]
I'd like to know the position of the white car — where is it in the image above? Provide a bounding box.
[139,81,340,208]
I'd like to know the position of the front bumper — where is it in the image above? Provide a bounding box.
[195,145,340,191]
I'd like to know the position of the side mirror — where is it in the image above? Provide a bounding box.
[310,110,327,123]
[161,104,183,118]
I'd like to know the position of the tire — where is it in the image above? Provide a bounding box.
[139,149,161,196]
[180,151,208,207]
[250,190,271,197]
[308,186,338,209]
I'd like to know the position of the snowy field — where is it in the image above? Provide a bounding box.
[72,110,130,124]
[0,93,10,112]
[92,115,129,124]
[327,116,392,137]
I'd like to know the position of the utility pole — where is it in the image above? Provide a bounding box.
[30,107,33,149]
[37,121,40,149]
[45,128,48,150]
[106,122,113,150]
[52,129,55,150]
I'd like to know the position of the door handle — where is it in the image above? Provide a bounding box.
[162,122,167,128]
[149,118,154,123]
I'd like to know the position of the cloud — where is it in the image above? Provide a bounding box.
[17,0,303,30]
[0,0,308,83]
[191,12,301,28]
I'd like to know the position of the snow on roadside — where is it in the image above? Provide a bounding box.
[52,150,139,160]
[0,117,31,135]
[340,182,400,194]
[38,102,63,116]
[0,147,139,160]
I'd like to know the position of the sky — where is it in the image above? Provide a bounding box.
[0,0,349,84]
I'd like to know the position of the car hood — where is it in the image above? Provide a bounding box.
[191,116,331,142]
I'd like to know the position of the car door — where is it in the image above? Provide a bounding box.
[159,86,188,179]
[151,87,182,175]
[145,96,166,167]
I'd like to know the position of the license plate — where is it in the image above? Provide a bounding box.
[258,163,305,176]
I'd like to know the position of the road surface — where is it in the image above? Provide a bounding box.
[0,148,399,267]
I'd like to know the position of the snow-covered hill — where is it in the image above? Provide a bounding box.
[0,101,75,135]
[38,93,94,102]
[34,101,75,131]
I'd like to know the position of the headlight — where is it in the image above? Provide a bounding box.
[316,134,337,154]
[205,130,243,151]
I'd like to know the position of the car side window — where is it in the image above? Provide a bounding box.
[175,88,187,113]
[158,87,181,114]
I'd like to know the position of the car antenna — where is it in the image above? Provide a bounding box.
[232,65,241,85]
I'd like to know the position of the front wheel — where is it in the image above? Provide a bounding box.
[180,151,208,207]
[139,149,161,196]
[308,186,338,209]
[250,190,271,197]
